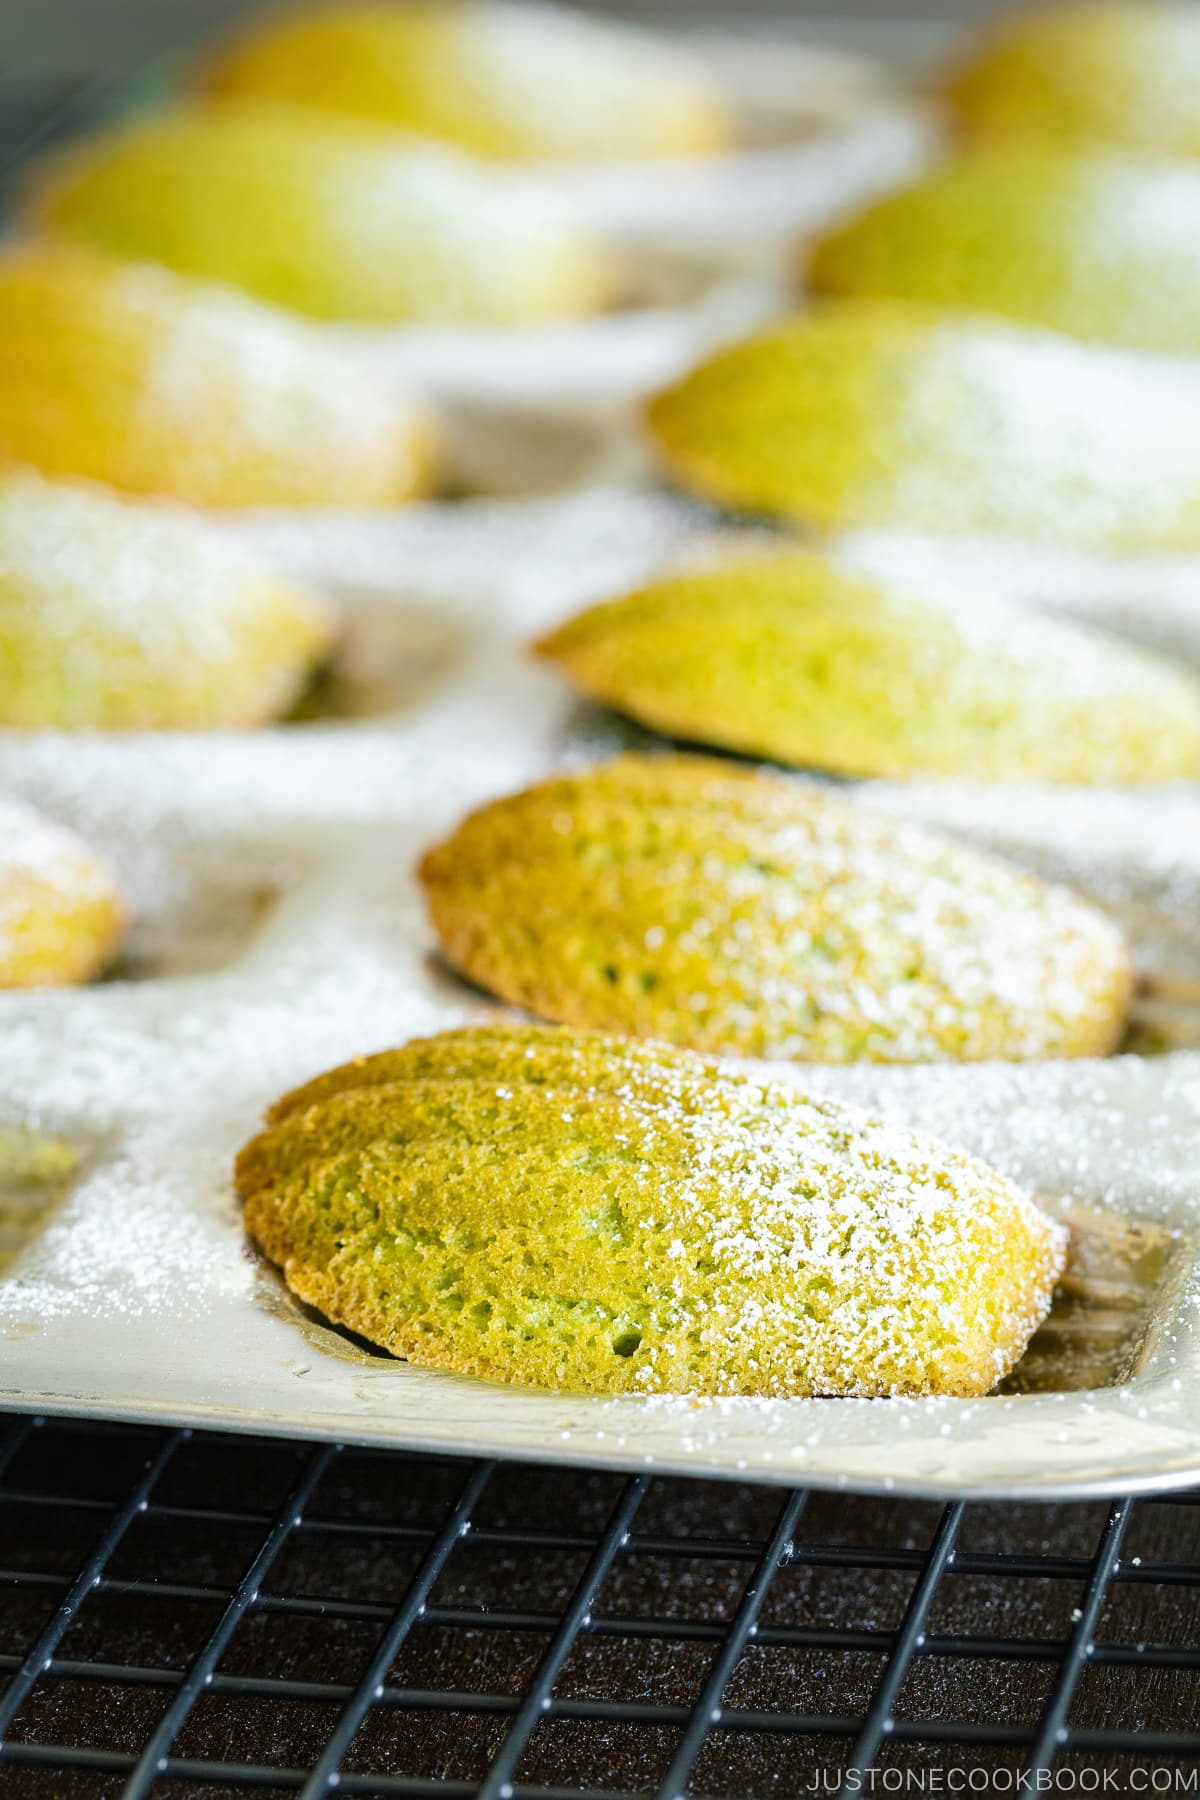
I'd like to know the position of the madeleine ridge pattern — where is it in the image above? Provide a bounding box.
[237,1025,1068,1397]
[419,756,1133,1063]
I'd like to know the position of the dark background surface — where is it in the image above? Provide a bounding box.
[2,0,1004,77]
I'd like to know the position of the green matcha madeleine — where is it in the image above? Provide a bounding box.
[534,548,1200,784]
[202,1,734,163]
[0,796,124,987]
[942,3,1200,159]
[809,144,1200,353]
[0,472,334,729]
[0,244,438,508]
[644,301,1200,550]
[27,101,613,325]
[418,755,1133,1063]
[237,1024,1068,1396]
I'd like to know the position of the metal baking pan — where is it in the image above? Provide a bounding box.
[1,479,1198,1501]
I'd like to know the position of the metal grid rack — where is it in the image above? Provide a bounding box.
[2,1413,1199,1797]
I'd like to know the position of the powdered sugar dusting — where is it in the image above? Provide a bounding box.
[878,317,1200,548]
[421,755,1131,1061]
[861,781,1200,981]
[0,472,332,729]
[0,482,1197,1492]
[239,1025,1066,1397]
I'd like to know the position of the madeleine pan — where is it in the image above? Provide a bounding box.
[1,487,1198,1499]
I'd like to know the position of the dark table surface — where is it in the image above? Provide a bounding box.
[1,0,999,78]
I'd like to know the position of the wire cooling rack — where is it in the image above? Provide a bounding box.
[2,1413,1199,1797]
